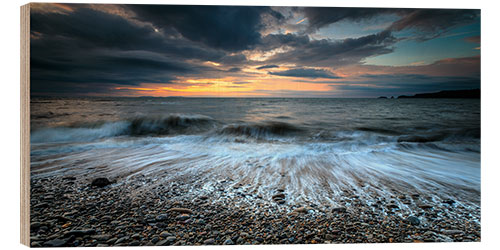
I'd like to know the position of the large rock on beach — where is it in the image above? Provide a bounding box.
[91,178,111,188]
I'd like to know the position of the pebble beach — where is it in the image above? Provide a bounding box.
[30,172,480,247]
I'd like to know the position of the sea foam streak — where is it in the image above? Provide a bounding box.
[30,114,480,217]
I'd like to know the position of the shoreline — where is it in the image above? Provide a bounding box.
[30,172,481,247]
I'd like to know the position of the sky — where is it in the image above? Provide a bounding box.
[30,3,480,97]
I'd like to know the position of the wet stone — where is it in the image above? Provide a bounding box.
[204,238,215,245]
[406,216,420,226]
[91,178,111,188]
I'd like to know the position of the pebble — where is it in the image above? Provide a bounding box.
[129,240,140,246]
[92,234,111,241]
[418,204,433,209]
[176,214,190,221]
[224,238,234,245]
[43,239,66,247]
[166,236,177,243]
[406,216,420,226]
[272,193,285,200]
[106,237,117,244]
[442,230,464,235]
[160,231,172,238]
[168,207,193,214]
[64,229,96,237]
[294,207,311,213]
[332,207,347,213]
[28,173,481,246]
[115,236,129,244]
[204,238,215,245]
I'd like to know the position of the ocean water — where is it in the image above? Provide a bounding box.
[30,97,480,211]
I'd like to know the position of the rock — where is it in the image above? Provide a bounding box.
[272,193,285,200]
[167,207,193,214]
[160,231,172,238]
[200,196,209,200]
[224,239,234,245]
[442,199,456,205]
[332,207,347,213]
[30,222,41,229]
[387,204,399,209]
[106,237,117,244]
[435,234,454,242]
[173,240,186,246]
[156,214,167,221]
[91,178,111,188]
[325,234,334,240]
[203,238,215,245]
[101,215,113,221]
[31,241,42,247]
[129,240,140,246]
[43,239,67,247]
[115,236,129,244]
[92,234,111,241]
[156,239,169,246]
[166,236,177,243]
[406,216,420,226]
[277,200,285,204]
[293,207,311,213]
[96,244,109,247]
[64,228,96,237]
[131,233,141,239]
[256,237,264,243]
[418,204,433,209]
[442,230,464,235]
[176,214,190,221]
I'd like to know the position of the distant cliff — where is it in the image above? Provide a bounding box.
[397,89,480,99]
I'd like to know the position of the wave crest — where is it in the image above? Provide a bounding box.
[220,121,303,139]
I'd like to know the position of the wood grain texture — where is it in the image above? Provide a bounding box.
[20,3,30,246]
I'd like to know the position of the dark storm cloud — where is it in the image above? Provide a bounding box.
[256,65,279,70]
[269,68,341,79]
[259,33,310,50]
[388,9,479,39]
[301,7,479,40]
[125,5,284,51]
[302,7,400,32]
[265,31,397,67]
[29,6,241,95]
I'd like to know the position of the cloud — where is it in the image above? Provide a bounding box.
[301,7,400,32]
[465,35,480,44]
[28,4,480,97]
[256,65,279,70]
[227,67,242,72]
[269,68,341,79]
[29,6,240,95]
[125,5,284,51]
[264,31,397,67]
[388,9,480,40]
[300,8,479,41]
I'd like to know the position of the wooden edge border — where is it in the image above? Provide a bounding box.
[21,3,30,247]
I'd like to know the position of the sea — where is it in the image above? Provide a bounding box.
[30,97,480,211]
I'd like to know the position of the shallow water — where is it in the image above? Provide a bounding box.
[30,97,480,212]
